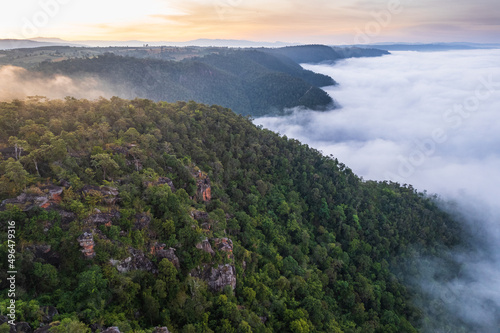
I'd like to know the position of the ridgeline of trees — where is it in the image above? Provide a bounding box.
[263,45,389,64]
[0,97,463,332]
[35,49,336,117]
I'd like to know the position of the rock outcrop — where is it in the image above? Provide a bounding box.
[191,210,211,230]
[193,170,211,202]
[134,213,152,230]
[81,185,119,205]
[110,248,155,273]
[85,211,120,226]
[214,238,234,259]
[40,306,58,324]
[101,327,121,333]
[77,232,95,259]
[150,243,180,268]
[0,184,63,211]
[191,264,237,292]
[196,238,215,255]
[192,237,236,291]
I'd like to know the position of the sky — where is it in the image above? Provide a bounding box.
[256,50,500,331]
[1,0,500,43]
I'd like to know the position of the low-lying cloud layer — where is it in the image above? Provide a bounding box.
[256,49,500,332]
[0,65,114,101]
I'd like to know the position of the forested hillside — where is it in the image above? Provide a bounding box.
[35,50,335,117]
[264,45,389,64]
[0,97,462,333]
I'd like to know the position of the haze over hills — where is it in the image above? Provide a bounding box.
[0,37,300,50]
[0,44,388,116]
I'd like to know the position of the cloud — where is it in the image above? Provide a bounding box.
[0,65,114,101]
[255,49,500,332]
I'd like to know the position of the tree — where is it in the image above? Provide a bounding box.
[3,158,29,192]
[290,319,311,333]
[49,318,90,333]
[8,136,29,160]
[91,153,119,180]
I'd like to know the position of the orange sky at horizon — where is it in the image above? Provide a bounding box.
[1,0,499,44]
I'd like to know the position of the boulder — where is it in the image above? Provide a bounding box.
[196,238,214,255]
[193,170,211,202]
[85,211,120,226]
[102,327,121,333]
[134,213,151,230]
[150,243,180,268]
[40,306,58,323]
[15,322,32,333]
[77,232,95,259]
[214,238,234,259]
[110,248,155,273]
[0,185,63,211]
[191,264,236,292]
[81,185,119,206]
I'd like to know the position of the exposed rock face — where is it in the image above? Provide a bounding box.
[191,210,209,221]
[110,248,155,273]
[82,185,119,205]
[85,211,120,226]
[196,238,215,255]
[192,237,236,291]
[40,306,58,323]
[150,243,180,268]
[102,327,121,333]
[192,264,237,292]
[15,322,32,333]
[193,170,211,202]
[134,213,151,230]
[214,238,234,259]
[53,209,76,226]
[0,185,63,211]
[191,210,211,230]
[77,232,95,259]
[153,327,171,333]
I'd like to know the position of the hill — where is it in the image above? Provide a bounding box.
[0,44,389,116]
[35,50,336,117]
[264,45,389,63]
[0,97,462,332]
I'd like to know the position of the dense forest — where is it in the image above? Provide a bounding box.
[0,97,464,332]
[1,44,388,117]
[35,50,334,117]
[263,45,389,64]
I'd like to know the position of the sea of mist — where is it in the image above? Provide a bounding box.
[256,49,500,332]
[0,65,114,100]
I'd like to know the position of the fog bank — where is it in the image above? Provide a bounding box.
[0,65,114,101]
[256,49,500,332]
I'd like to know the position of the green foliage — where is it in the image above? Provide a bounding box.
[49,318,91,333]
[0,98,463,332]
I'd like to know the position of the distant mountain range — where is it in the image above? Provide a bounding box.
[0,37,299,50]
[3,38,500,51]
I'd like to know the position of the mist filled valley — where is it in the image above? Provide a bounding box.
[257,49,500,332]
[0,42,499,333]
